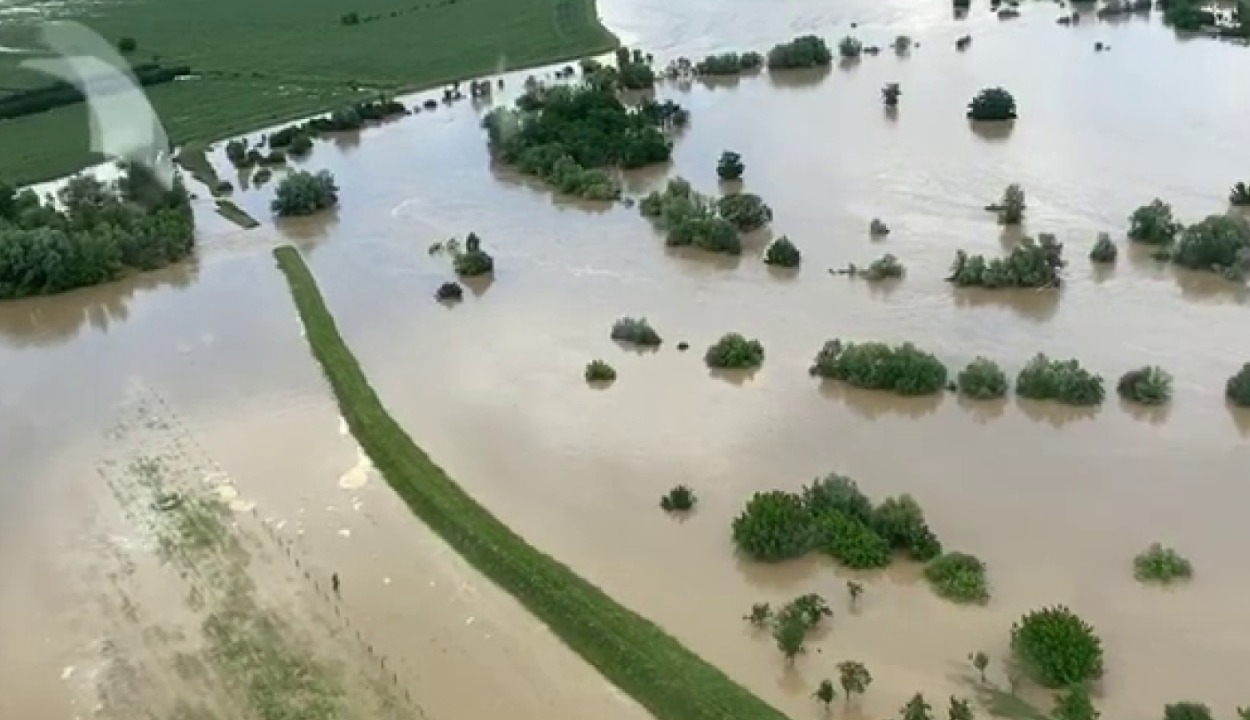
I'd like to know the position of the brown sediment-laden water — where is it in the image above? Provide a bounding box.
[3,1,1250,719]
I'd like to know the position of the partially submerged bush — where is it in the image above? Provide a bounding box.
[585,359,617,383]
[859,254,905,280]
[764,236,801,268]
[696,52,761,75]
[1133,543,1193,583]
[1228,363,1250,407]
[1090,233,1118,263]
[661,485,697,512]
[732,491,813,561]
[989,184,1026,225]
[611,317,662,346]
[1128,199,1182,245]
[271,170,338,216]
[882,83,902,108]
[1231,182,1250,207]
[716,193,773,231]
[869,218,890,236]
[924,552,990,604]
[778,593,833,630]
[815,511,892,569]
[947,235,1065,289]
[1170,214,1250,281]
[640,178,742,255]
[1117,366,1173,405]
[1011,606,1105,688]
[872,494,942,561]
[705,333,765,369]
[717,151,745,181]
[967,87,1017,121]
[767,35,833,69]
[809,339,948,396]
[435,281,463,301]
[958,358,1009,400]
[1015,605,1105,690]
[452,232,494,277]
[1016,354,1105,406]
[839,36,864,58]
[1164,703,1214,720]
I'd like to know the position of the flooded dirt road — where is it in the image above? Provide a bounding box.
[4,1,1250,718]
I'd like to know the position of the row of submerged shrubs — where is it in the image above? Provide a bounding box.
[484,84,686,200]
[0,62,191,121]
[640,178,773,254]
[229,96,408,170]
[810,339,948,396]
[948,234,1065,289]
[0,166,194,299]
[1127,199,1250,280]
[731,474,988,602]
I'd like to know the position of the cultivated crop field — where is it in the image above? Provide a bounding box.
[0,0,616,182]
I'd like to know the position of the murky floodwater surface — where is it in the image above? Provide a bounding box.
[3,1,1250,719]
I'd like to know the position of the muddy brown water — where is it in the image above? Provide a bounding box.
[4,1,1250,719]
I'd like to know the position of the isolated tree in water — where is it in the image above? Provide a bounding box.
[948,696,975,720]
[883,82,902,108]
[846,580,864,608]
[902,693,935,720]
[717,150,745,181]
[271,169,338,217]
[1053,685,1099,720]
[838,661,873,702]
[773,611,807,665]
[813,679,837,710]
[969,651,990,682]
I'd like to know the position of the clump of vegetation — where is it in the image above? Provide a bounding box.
[1052,684,1098,720]
[696,52,763,75]
[901,694,934,720]
[1016,354,1105,406]
[0,167,194,299]
[717,151,745,181]
[1231,182,1250,206]
[766,593,833,664]
[1090,233,1118,263]
[435,281,463,301]
[924,552,990,604]
[585,360,617,383]
[640,178,742,254]
[744,602,773,626]
[838,661,873,701]
[717,193,773,231]
[860,253,905,280]
[764,236,802,268]
[1162,0,1217,31]
[1171,214,1250,281]
[839,36,864,58]
[767,35,834,69]
[660,485,697,512]
[967,87,1017,121]
[970,651,990,682]
[882,83,902,108]
[271,169,338,217]
[1133,543,1193,583]
[1164,703,1214,720]
[958,358,1009,400]
[870,218,890,236]
[451,232,495,277]
[613,46,656,90]
[733,473,942,567]
[1011,605,1105,688]
[483,84,685,200]
[1228,363,1250,407]
[1128,199,1182,245]
[947,235,1065,289]
[988,184,1026,225]
[1117,366,1173,405]
[809,339,949,396]
[950,697,975,720]
[813,679,837,708]
[705,333,765,369]
[846,581,864,608]
[611,317,663,346]
[893,35,913,53]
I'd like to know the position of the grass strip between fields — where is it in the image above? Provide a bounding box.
[272,245,792,720]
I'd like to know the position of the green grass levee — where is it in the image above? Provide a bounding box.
[272,245,791,720]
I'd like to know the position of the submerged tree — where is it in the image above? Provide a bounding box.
[967,87,1017,120]
[765,236,802,268]
[840,36,864,58]
[846,580,864,608]
[1231,182,1250,206]
[1133,543,1193,583]
[271,169,339,217]
[1053,685,1099,720]
[902,693,936,720]
[1117,366,1173,405]
[1016,354,1105,406]
[814,679,838,709]
[744,602,773,627]
[660,485,697,512]
[1163,703,1214,720]
[767,35,834,69]
[1128,199,1182,245]
[1090,233,1118,263]
[717,150,746,181]
[883,82,902,108]
[970,651,990,683]
[948,696,975,720]
[1011,605,1105,688]
[1170,214,1250,281]
[838,661,873,702]
[706,333,766,370]
[990,184,1026,224]
[717,192,774,231]
[773,610,808,664]
[947,235,1064,289]
[958,358,1009,400]
[584,359,617,383]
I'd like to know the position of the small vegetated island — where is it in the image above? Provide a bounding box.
[948,234,1065,289]
[1128,198,1250,281]
[732,473,989,603]
[482,53,687,201]
[0,166,194,299]
[705,332,766,370]
[810,339,949,396]
[767,35,834,70]
[640,178,774,255]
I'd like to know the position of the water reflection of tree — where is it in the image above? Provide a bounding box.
[818,380,945,420]
[487,162,617,216]
[0,260,198,348]
[275,208,341,244]
[708,367,760,386]
[1230,402,1250,437]
[951,287,1061,323]
[1171,266,1250,304]
[767,66,832,90]
[1016,397,1100,428]
[1120,397,1170,425]
[958,394,1007,423]
[969,120,1015,143]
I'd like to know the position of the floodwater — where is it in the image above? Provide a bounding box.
[4,1,1250,718]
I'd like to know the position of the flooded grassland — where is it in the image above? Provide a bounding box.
[4,1,1250,719]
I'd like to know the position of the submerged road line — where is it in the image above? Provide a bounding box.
[272,245,791,720]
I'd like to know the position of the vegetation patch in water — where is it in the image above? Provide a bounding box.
[640,178,741,254]
[1231,182,1250,207]
[1117,366,1173,405]
[272,170,339,217]
[272,245,793,720]
[1090,233,1118,263]
[1163,702,1215,720]
[1133,543,1193,583]
[1170,214,1250,281]
[0,166,194,299]
[1128,199,1182,246]
[767,35,834,70]
[660,485,696,512]
[717,151,745,181]
[809,339,948,396]
[705,333,765,369]
[611,317,663,346]
[716,193,774,232]
[483,84,686,200]
[696,53,763,76]
[1016,353,1105,406]
[584,359,617,383]
[451,232,494,277]
[1227,363,1250,407]
[957,358,1009,400]
[764,236,801,268]
[947,234,1065,289]
[924,552,991,604]
[967,87,1018,121]
[1011,605,1105,688]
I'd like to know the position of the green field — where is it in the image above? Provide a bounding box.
[0,0,616,183]
[272,244,794,720]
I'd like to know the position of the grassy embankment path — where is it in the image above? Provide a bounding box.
[0,0,617,183]
[272,245,792,720]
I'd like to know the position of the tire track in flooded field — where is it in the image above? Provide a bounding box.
[90,383,428,720]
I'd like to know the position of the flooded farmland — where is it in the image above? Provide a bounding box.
[3,1,1250,719]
